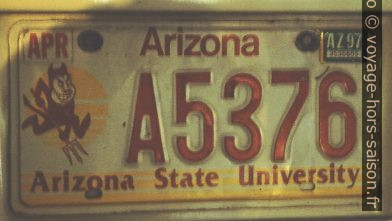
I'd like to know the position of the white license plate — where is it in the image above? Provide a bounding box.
[10,17,365,215]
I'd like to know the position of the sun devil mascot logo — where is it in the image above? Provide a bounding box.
[22,63,91,165]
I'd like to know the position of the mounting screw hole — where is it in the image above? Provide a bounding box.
[299,182,316,191]
[295,31,319,52]
[85,189,103,199]
[78,30,103,52]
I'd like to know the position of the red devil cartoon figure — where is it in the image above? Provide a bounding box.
[22,63,91,165]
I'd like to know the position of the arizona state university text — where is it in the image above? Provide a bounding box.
[30,163,360,193]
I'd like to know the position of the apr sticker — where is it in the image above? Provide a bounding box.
[320,30,362,62]
[22,63,107,165]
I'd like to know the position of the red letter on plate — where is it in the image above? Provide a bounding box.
[223,73,262,161]
[128,73,165,163]
[176,72,214,162]
[41,32,54,59]
[271,70,309,161]
[28,33,40,59]
[319,71,356,158]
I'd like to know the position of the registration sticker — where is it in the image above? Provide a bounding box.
[320,30,362,63]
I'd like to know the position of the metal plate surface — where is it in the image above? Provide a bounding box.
[1,14,388,219]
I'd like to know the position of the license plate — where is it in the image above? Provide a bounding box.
[9,16,368,216]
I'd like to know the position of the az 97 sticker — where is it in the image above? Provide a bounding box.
[321,30,362,62]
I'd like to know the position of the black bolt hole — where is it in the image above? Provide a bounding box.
[78,30,103,52]
[299,182,316,191]
[85,189,103,199]
[295,31,319,52]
